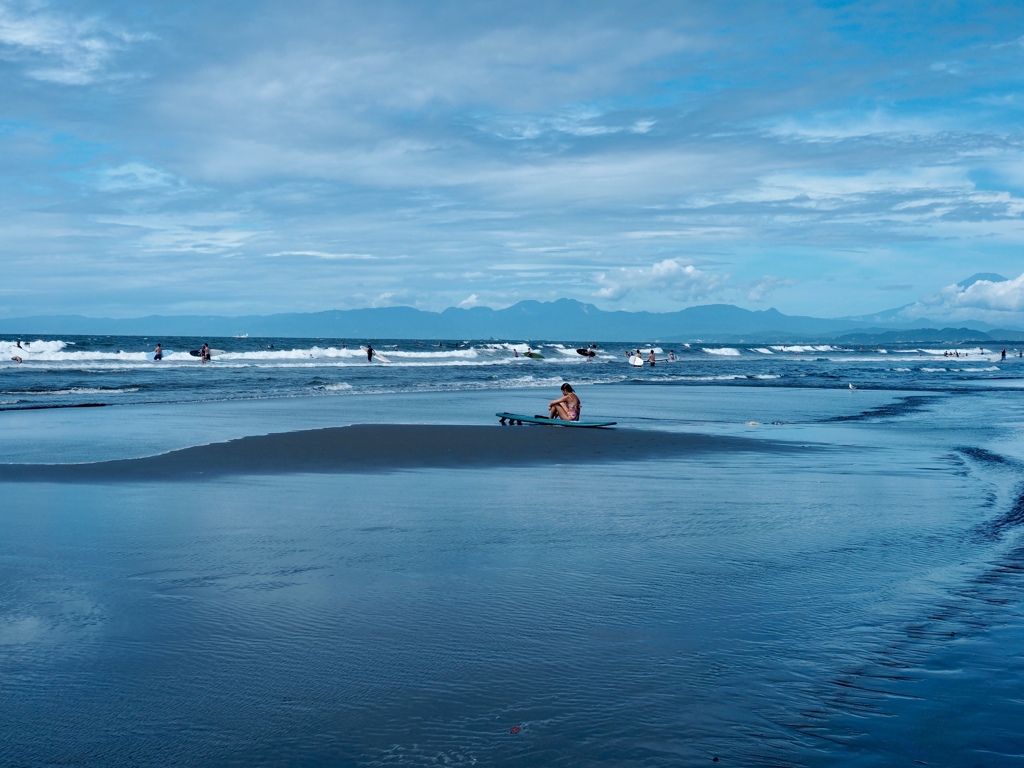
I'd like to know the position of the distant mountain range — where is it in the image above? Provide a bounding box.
[2,274,1020,342]
[2,296,1022,342]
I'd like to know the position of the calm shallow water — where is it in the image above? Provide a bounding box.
[2,386,1024,766]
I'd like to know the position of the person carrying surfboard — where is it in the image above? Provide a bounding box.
[548,383,581,421]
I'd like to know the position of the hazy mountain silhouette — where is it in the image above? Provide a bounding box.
[2,277,1020,341]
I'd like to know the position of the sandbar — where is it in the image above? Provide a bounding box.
[0,423,803,482]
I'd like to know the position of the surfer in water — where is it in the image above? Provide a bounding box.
[366,344,374,362]
[200,343,210,364]
[648,349,656,366]
[154,343,163,361]
[549,383,581,421]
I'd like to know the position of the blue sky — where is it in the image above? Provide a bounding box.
[2,0,1024,324]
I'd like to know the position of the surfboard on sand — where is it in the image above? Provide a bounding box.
[496,412,616,428]
[360,346,391,363]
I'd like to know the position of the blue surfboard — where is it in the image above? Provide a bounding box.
[496,412,616,428]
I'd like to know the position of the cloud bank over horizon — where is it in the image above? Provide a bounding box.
[900,272,1024,326]
[2,0,1024,326]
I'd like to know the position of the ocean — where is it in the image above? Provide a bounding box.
[1,334,1021,411]
[2,334,1024,766]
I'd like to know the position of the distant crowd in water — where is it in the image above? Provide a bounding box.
[942,347,1022,359]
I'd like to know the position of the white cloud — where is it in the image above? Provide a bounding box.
[93,212,259,254]
[268,251,377,261]
[745,166,971,202]
[899,273,1024,325]
[0,0,150,85]
[479,107,657,141]
[747,276,795,303]
[595,259,727,302]
[458,293,480,308]
[95,163,179,191]
[930,61,965,76]
[370,290,418,308]
[939,273,1024,312]
[763,110,949,142]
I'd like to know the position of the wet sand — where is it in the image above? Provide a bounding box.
[0,423,802,482]
[4,387,1024,766]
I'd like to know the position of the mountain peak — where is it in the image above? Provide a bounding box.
[958,273,1007,289]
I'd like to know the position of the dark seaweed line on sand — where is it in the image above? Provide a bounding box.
[821,394,937,423]
[756,461,1024,765]
[0,402,108,412]
[958,445,1024,542]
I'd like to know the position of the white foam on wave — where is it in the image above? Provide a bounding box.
[377,359,515,367]
[553,346,589,357]
[5,387,140,396]
[704,348,741,356]
[385,348,481,360]
[3,341,169,363]
[2,339,67,357]
[679,374,751,381]
[771,344,840,353]
[0,339,911,370]
[218,346,364,361]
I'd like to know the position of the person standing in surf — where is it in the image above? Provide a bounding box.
[154,343,163,361]
[366,344,374,362]
[200,343,210,364]
[549,383,581,421]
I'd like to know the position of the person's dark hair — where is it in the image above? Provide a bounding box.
[561,383,574,393]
